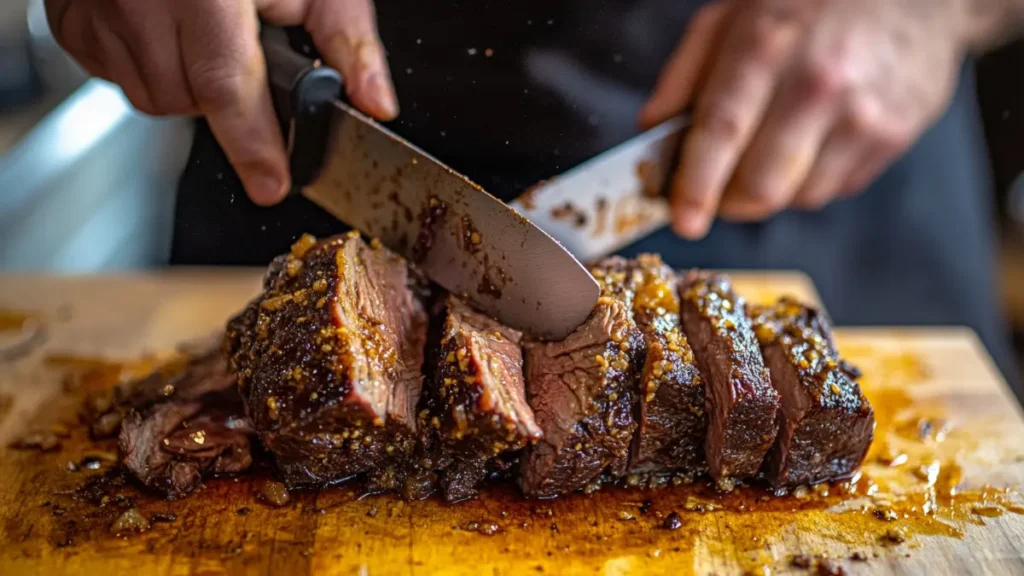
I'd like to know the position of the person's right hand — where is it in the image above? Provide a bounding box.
[46,0,397,206]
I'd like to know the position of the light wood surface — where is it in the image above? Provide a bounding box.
[1,270,1022,576]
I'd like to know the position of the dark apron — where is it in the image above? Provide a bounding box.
[171,0,1019,394]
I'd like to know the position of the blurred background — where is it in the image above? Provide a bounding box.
[1,0,1023,378]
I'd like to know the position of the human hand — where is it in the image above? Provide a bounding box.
[46,0,397,206]
[639,0,967,239]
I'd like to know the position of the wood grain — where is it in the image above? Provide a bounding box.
[1,270,1022,576]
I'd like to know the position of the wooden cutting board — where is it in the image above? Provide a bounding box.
[1,270,1023,576]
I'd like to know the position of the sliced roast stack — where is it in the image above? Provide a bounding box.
[215,233,875,500]
[420,296,542,501]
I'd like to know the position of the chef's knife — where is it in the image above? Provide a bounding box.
[509,117,689,263]
[261,28,599,340]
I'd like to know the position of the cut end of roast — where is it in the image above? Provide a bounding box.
[225,232,428,487]
[751,298,875,488]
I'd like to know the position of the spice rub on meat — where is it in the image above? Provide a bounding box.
[750,298,875,488]
[591,255,705,475]
[680,271,779,488]
[419,296,542,501]
[520,270,644,498]
[225,232,428,490]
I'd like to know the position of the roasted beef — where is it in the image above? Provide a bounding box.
[750,298,875,488]
[116,347,254,499]
[680,271,779,488]
[590,256,706,474]
[520,293,643,498]
[630,256,707,474]
[88,338,234,439]
[225,233,428,490]
[419,296,542,501]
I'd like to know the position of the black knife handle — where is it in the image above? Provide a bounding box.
[261,27,343,191]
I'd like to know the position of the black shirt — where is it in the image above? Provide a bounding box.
[171,0,1019,392]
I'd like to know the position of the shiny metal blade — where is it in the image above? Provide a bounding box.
[509,117,689,263]
[302,101,599,340]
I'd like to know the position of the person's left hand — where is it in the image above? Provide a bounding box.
[638,0,966,239]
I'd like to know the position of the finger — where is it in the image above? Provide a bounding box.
[842,147,899,196]
[258,0,398,120]
[840,99,915,196]
[670,1,806,238]
[180,0,290,205]
[791,127,867,210]
[638,2,730,129]
[720,48,849,222]
[46,0,108,78]
[103,1,198,116]
[90,6,155,114]
[310,0,397,120]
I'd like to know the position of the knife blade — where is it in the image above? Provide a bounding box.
[509,116,689,263]
[261,28,598,340]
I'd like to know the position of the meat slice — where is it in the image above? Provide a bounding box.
[520,295,643,498]
[591,256,705,474]
[750,298,875,488]
[420,296,542,501]
[116,348,254,499]
[225,232,428,489]
[629,256,708,473]
[680,271,779,488]
[87,339,234,439]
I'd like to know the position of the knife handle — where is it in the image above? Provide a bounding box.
[261,27,342,191]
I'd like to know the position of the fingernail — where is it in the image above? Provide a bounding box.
[242,167,288,206]
[366,72,399,120]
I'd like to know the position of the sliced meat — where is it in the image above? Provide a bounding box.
[750,298,875,488]
[120,392,253,499]
[520,295,643,498]
[87,344,235,439]
[613,255,706,474]
[225,232,428,489]
[419,296,541,501]
[680,271,779,488]
[590,256,705,474]
[117,350,254,499]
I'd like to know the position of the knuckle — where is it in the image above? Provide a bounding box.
[800,57,849,102]
[846,97,883,138]
[187,58,245,109]
[695,101,747,146]
[744,14,795,68]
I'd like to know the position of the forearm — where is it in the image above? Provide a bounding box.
[962,0,1024,51]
